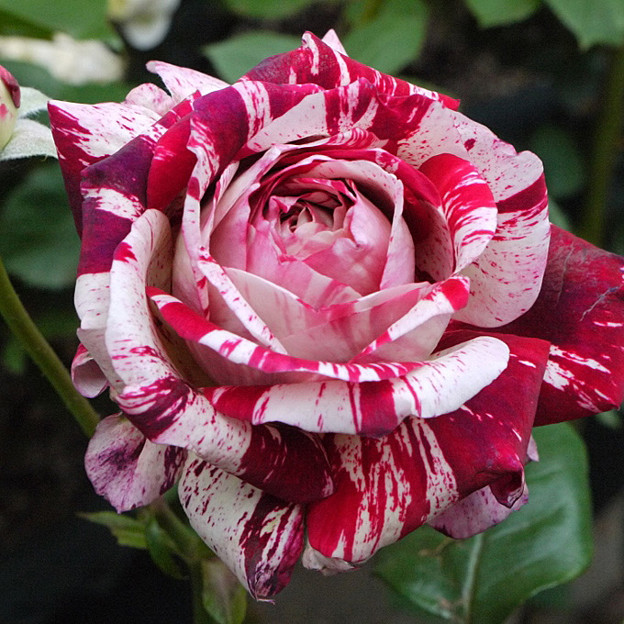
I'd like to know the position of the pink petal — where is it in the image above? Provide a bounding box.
[303,331,549,569]
[179,454,304,599]
[321,29,347,55]
[500,225,624,424]
[219,268,462,364]
[124,82,174,117]
[85,413,185,512]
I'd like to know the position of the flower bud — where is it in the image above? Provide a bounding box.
[0,65,19,150]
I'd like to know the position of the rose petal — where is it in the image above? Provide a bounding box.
[303,331,549,569]
[204,335,510,436]
[85,413,185,512]
[418,152,497,272]
[243,32,458,109]
[179,454,304,599]
[48,101,159,230]
[149,286,424,382]
[428,476,529,539]
[71,343,108,398]
[147,60,229,102]
[500,225,624,424]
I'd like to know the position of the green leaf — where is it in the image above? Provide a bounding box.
[80,511,148,549]
[544,0,624,48]
[203,31,302,83]
[222,0,319,20]
[0,9,51,38]
[529,124,586,200]
[201,559,247,624]
[0,163,80,290]
[145,515,187,580]
[343,0,429,75]
[375,423,593,624]
[464,0,540,27]
[0,0,114,40]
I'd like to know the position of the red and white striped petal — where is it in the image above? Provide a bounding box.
[85,413,185,512]
[179,454,304,599]
[500,226,624,424]
[204,335,509,436]
[105,209,333,502]
[243,32,458,109]
[302,332,549,569]
[150,286,426,381]
[175,81,321,316]
[419,153,497,272]
[147,60,229,102]
[48,101,160,228]
[449,112,550,326]
[356,276,469,362]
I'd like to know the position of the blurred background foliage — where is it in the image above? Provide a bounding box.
[0,0,623,623]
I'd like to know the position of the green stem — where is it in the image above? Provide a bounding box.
[580,44,624,246]
[150,497,205,559]
[0,255,99,437]
[190,561,214,624]
[150,498,215,624]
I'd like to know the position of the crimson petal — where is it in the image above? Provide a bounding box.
[500,225,624,424]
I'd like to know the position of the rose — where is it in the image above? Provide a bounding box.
[49,31,624,598]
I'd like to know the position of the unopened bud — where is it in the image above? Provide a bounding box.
[0,65,19,149]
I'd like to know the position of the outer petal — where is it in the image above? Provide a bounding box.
[303,332,549,570]
[500,225,624,424]
[429,474,529,539]
[243,32,458,109]
[105,209,333,503]
[179,454,304,599]
[85,413,185,512]
[48,100,160,229]
[147,60,229,102]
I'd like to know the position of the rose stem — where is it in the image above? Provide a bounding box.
[0,254,99,437]
[150,497,216,624]
[579,43,624,247]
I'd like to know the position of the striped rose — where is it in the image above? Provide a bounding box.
[49,31,624,598]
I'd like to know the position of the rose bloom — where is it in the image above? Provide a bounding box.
[49,32,624,598]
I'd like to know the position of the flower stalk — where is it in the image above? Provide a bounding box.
[0,254,100,437]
